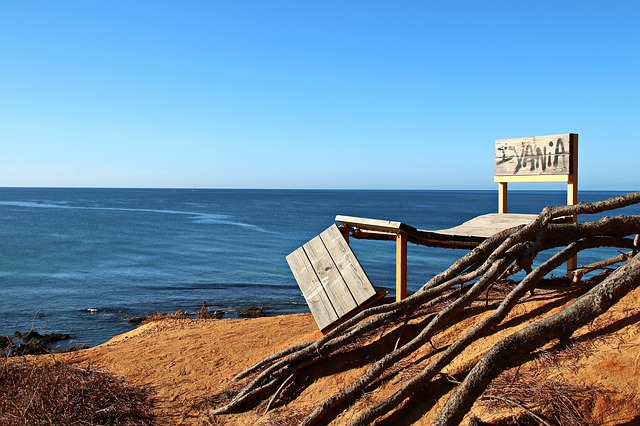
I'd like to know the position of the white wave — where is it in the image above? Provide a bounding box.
[192,214,270,232]
[0,201,69,209]
[0,201,270,232]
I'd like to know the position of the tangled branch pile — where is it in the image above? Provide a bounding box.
[0,358,155,425]
[211,192,640,425]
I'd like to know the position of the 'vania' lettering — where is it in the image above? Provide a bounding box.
[496,138,568,174]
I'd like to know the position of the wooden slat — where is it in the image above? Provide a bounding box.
[302,233,358,317]
[335,215,416,234]
[320,224,376,305]
[432,213,538,238]
[495,133,572,177]
[286,248,338,330]
[494,175,570,183]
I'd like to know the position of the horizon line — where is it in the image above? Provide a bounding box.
[1,186,637,192]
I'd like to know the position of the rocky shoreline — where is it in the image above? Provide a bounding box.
[2,305,268,357]
[1,330,78,356]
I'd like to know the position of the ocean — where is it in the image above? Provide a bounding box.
[0,188,637,348]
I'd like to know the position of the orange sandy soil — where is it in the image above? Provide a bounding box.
[61,285,640,426]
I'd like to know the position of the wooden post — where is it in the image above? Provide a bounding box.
[339,226,350,245]
[567,181,578,207]
[567,181,578,272]
[567,134,579,206]
[566,134,579,273]
[498,182,508,214]
[396,233,408,301]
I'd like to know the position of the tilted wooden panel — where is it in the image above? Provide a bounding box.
[495,133,574,177]
[286,247,338,331]
[286,224,376,331]
[302,232,358,317]
[320,224,376,305]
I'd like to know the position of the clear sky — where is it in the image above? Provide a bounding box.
[1,1,638,190]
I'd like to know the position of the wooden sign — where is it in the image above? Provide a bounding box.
[495,134,574,177]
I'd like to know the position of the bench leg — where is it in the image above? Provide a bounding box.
[396,233,408,301]
[567,177,578,275]
[498,182,508,214]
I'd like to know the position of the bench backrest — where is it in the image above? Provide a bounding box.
[494,133,578,213]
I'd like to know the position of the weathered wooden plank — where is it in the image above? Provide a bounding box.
[495,133,573,176]
[319,224,376,305]
[430,213,538,238]
[302,233,358,317]
[494,175,571,183]
[286,247,338,331]
[335,215,416,234]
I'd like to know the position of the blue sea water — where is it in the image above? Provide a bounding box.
[0,188,637,348]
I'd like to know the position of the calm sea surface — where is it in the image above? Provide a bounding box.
[0,188,637,348]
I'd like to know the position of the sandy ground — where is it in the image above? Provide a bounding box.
[62,286,640,425]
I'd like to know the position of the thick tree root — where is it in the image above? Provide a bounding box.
[211,192,640,424]
[433,251,640,426]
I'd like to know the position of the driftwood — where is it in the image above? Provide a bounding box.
[211,192,640,425]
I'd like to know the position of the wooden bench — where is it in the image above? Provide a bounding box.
[288,133,578,331]
[334,213,544,302]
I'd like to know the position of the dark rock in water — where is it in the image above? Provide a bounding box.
[4,330,72,356]
[15,330,71,345]
[204,310,225,319]
[128,317,146,325]
[237,306,266,318]
[0,335,10,349]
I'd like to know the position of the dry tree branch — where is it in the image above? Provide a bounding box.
[349,236,627,426]
[433,252,640,426]
[211,192,640,425]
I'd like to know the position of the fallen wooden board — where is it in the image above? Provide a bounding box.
[286,224,378,332]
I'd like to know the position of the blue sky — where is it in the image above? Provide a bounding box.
[1,1,638,190]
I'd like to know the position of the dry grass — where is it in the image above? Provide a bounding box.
[255,407,312,426]
[481,369,606,426]
[0,357,155,425]
[478,322,621,426]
